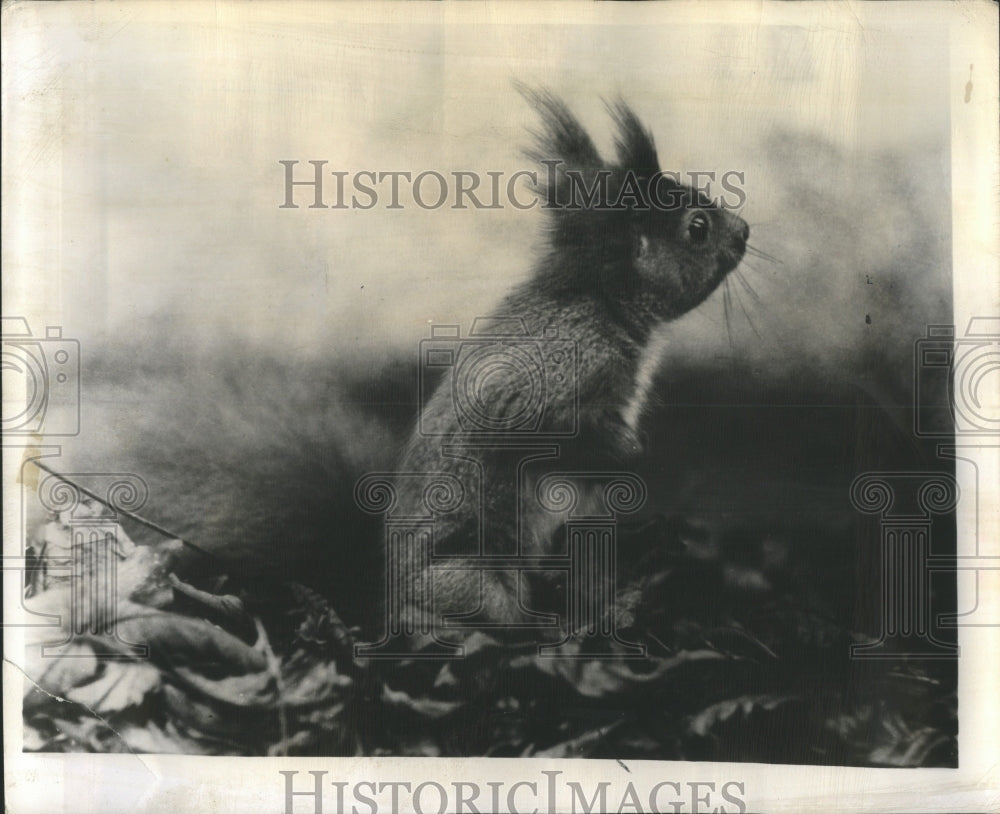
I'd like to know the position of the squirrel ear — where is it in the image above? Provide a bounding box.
[607,99,659,177]
[516,83,604,171]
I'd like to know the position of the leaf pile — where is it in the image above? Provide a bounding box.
[20,506,957,764]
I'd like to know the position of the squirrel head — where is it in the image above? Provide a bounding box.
[519,86,748,324]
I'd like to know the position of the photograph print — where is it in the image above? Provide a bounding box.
[4,3,998,812]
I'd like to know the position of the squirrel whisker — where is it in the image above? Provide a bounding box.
[722,278,737,355]
[729,275,763,340]
[744,244,783,265]
[733,268,764,307]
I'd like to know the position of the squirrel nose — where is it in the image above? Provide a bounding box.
[740,222,750,242]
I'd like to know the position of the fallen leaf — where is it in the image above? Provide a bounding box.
[67,661,161,714]
[381,685,462,719]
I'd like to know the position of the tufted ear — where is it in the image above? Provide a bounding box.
[515,82,604,174]
[607,98,660,179]
[515,84,652,274]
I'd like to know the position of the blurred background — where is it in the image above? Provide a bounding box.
[5,5,954,621]
[5,5,951,359]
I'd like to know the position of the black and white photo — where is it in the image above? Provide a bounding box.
[3,2,998,812]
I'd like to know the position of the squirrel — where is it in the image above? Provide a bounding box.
[376,88,750,642]
[36,88,747,644]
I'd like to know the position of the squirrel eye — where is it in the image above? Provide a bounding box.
[687,211,711,244]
